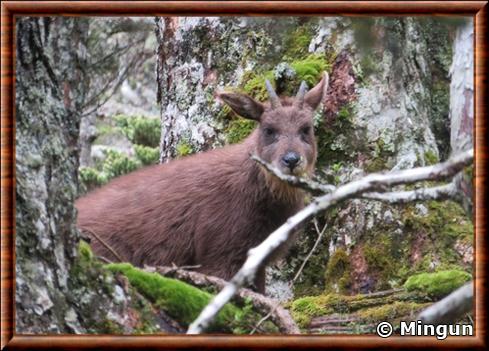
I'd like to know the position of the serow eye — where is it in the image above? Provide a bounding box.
[300,126,311,135]
[263,127,276,137]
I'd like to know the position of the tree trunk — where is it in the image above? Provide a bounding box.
[15,17,165,334]
[16,17,88,332]
[449,20,474,217]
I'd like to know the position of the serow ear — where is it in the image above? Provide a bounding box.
[304,72,330,110]
[218,92,264,121]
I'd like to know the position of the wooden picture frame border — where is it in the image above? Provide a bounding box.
[1,1,487,349]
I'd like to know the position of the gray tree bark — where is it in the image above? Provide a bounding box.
[15,17,165,334]
[449,20,474,217]
[16,17,88,332]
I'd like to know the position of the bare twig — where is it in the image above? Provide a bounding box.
[292,218,328,284]
[418,282,473,325]
[81,228,126,263]
[187,149,473,334]
[251,154,335,195]
[250,218,328,334]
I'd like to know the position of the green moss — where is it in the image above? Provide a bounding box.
[78,240,94,261]
[242,71,276,102]
[134,145,159,165]
[290,295,336,328]
[283,26,313,59]
[226,119,257,144]
[424,150,439,166]
[290,54,330,87]
[114,115,160,147]
[71,241,112,294]
[403,200,473,245]
[106,263,277,333]
[358,301,427,323]
[404,270,471,299]
[290,290,431,330]
[175,140,195,157]
[70,242,175,334]
[315,104,358,167]
[324,249,351,293]
[365,136,395,173]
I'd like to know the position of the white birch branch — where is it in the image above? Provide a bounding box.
[362,182,459,203]
[418,282,473,324]
[187,148,473,334]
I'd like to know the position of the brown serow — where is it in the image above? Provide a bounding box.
[76,74,329,293]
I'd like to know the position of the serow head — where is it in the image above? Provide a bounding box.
[219,73,329,177]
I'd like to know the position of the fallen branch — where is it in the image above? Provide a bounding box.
[418,282,473,325]
[187,149,473,334]
[144,265,299,334]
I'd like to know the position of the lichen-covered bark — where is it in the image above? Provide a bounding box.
[16,17,88,332]
[15,17,167,334]
[449,20,474,217]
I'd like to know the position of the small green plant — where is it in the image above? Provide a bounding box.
[242,71,276,102]
[114,115,160,147]
[102,149,140,179]
[175,140,195,157]
[134,145,159,165]
[79,167,108,190]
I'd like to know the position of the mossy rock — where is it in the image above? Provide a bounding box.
[69,242,158,333]
[106,263,278,334]
[403,270,471,299]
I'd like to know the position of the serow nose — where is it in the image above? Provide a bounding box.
[282,152,300,170]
